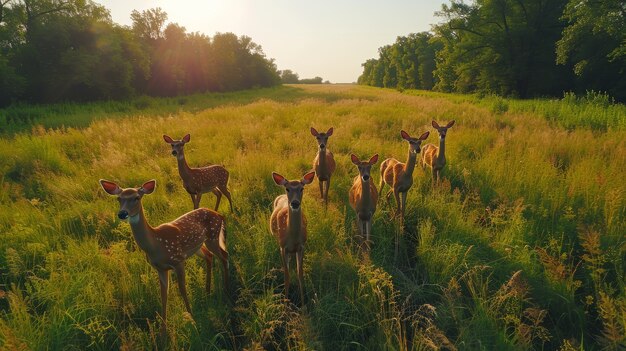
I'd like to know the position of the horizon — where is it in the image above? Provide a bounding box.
[96,0,447,83]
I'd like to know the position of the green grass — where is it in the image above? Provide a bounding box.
[0,84,624,350]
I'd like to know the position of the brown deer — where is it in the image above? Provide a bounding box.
[163,134,233,211]
[349,154,379,249]
[311,127,336,203]
[420,120,455,186]
[269,171,316,304]
[379,130,430,218]
[99,179,229,336]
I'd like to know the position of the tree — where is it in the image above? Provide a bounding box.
[358,32,441,90]
[280,69,299,84]
[432,0,571,97]
[556,0,626,100]
[131,7,167,42]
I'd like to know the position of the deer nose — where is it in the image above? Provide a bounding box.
[319,143,325,149]
[171,150,177,156]
[362,175,370,182]
[118,210,129,220]
[290,201,300,210]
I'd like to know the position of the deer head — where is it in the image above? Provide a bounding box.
[272,171,316,211]
[99,179,156,220]
[431,120,455,139]
[163,134,191,159]
[401,130,430,154]
[351,154,379,182]
[310,127,334,151]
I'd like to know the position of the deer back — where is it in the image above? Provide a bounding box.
[153,208,226,263]
[185,165,229,193]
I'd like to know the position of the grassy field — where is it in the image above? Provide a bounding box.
[0,84,624,350]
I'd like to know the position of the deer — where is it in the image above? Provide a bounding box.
[99,179,229,336]
[349,154,379,250]
[310,127,336,203]
[163,134,233,212]
[269,171,316,305]
[379,130,430,218]
[420,120,455,186]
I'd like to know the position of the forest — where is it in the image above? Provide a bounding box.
[0,1,281,107]
[358,0,626,101]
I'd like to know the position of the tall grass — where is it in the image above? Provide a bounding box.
[0,85,624,349]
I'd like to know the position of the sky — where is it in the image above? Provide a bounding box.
[96,0,447,83]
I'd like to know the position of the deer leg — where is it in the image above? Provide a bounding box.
[218,186,234,212]
[356,218,364,244]
[280,248,290,300]
[365,219,372,250]
[324,178,331,203]
[174,263,192,315]
[157,269,170,337]
[206,251,214,293]
[219,248,230,296]
[212,188,222,211]
[378,176,385,197]
[295,249,305,305]
[386,190,393,205]
[400,191,408,219]
[393,189,401,217]
[318,180,324,200]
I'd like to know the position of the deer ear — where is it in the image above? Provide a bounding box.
[163,135,174,144]
[368,154,379,165]
[140,180,156,195]
[100,179,122,195]
[350,154,360,165]
[302,171,316,185]
[182,134,191,143]
[400,130,411,140]
[419,131,430,140]
[310,127,319,136]
[272,172,287,186]
[326,127,333,136]
[446,120,455,128]
[432,120,440,129]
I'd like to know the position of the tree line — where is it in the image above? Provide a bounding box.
[359,0,625,101]
[279,69,327,84]
[0,1,281,107]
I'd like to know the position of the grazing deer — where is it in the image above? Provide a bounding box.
[163,134,233,212]
[379,130,430,218]
[311,127,336,203]
[349,154,379,249]
[99,179,229,336]
[420,120,455,186]
[269,171,316,304]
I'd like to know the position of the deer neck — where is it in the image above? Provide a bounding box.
[360,178,373,209]
[128,206,156,254]
[176,151,193,182]
[287,207,304,239]
[437,137,446,163]
[318,148,328,172]
[403,148,418,179]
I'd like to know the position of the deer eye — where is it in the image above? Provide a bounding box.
[300,188,304,193]
[286,188,290,193]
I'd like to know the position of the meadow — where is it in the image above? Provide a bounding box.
[0,84,624,350]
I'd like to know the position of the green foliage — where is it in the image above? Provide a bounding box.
[556,0,626,101]
[0,1,280,107]
[358,32,441,90]
[0,85,624,350]
[360,0,625,101]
